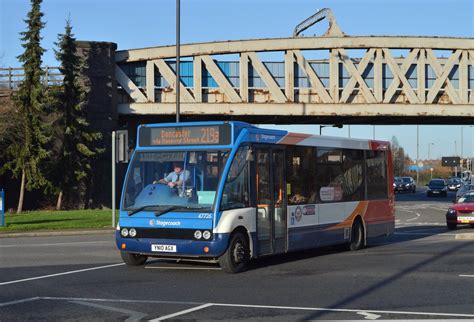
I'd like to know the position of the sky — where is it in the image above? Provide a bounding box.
[1,0,473,161]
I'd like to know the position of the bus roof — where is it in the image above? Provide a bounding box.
[135,121,390,151]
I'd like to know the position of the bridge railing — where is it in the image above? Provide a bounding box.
[0,67,62,90]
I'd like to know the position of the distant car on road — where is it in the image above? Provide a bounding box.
[446,191,474,230]
[456,184,474,201]
[427,179,447,197]
[446,178,462,192]
[394,176,416,193]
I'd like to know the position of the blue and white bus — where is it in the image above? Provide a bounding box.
[116,121,395,273]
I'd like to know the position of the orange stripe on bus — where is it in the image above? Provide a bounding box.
[326,201,369,230]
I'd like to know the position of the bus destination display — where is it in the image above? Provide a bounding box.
[140,124,231,146]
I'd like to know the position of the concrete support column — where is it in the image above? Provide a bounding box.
[76,41,118,208]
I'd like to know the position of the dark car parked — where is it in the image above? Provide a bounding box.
[395,176,416,193]
[427,179,448,197]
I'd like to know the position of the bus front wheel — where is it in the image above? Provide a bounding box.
[219,231,249,274]
[349,220,365,251]
[120,252,148,266]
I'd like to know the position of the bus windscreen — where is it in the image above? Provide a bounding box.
[139,124,231,147]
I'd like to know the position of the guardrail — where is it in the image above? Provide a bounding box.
[0,67,62,90]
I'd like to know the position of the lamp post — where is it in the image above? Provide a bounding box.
[428,142,434,160]
[461,126,474,171]
[175,0,181,123]
[416,125,419,184]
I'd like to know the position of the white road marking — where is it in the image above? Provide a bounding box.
[357,311,381,320]
[145,266,221,270]
[149,303,213,321]
[406,212,421,222]
[394,232,451,236]
[396,222,445,226]
[0,241,110,248]
[0,296,39,307]
[2,297,474,319]
[71,300,147,322]
[0,263,124,286]
[211,302,474,318]
[459,275,474,278]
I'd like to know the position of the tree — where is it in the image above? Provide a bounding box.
[391,136,411,177]
[3,0,50,213]
[52,19,103,209]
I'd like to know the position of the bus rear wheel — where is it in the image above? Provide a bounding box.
[348,220,365,251]
[219,231,249,274]
[120,252,148,266]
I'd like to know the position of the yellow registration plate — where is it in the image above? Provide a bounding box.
[458,216,474,223]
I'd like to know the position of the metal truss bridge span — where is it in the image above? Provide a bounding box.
[117,36,473,124]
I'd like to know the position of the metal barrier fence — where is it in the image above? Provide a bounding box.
[0,67,62,90]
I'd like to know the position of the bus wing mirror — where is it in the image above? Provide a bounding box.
[246,149,254,162]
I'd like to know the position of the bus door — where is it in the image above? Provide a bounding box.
[255,147,287,256]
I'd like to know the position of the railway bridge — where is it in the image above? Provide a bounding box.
[1,34,473,128]
[115,35,474,125]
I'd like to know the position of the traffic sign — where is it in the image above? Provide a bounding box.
[441,157,460,167]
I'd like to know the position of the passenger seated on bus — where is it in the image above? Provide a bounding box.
[156,162,191,193]
[289,188,308,204]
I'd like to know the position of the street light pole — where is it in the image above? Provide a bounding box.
[428,142,434,160]
[176,0,181,123]
[416,125,419,184]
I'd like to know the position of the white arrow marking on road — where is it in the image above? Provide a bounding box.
[357,311,381,320]
[406,212,421,222]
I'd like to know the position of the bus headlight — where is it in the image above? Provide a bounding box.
[129,228,137,237]
[121,228,129,237]
[194,230,202,239]
[202,230,211,240]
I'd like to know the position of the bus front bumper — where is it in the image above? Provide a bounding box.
[115,231,230,258]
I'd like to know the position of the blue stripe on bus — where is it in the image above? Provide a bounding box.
[116,231,230,257]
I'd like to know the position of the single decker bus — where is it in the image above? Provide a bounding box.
[116,121,394,273]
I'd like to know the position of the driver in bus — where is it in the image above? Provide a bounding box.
[157,162,191,192]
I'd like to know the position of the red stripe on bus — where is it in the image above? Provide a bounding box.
[278,133,312,145]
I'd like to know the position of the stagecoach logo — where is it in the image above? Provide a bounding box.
[149,220,181,227]
[256,134,276,142]
[155,220,181,227]
[295,206,303,222]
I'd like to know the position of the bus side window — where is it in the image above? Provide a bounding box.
[286,146,317,205]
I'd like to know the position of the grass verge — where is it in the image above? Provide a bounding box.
[0,209,113,232]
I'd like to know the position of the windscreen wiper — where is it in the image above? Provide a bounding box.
[154,205,185,217]
[128,205,211,217]
[127,205,163,216]
[154,206,211,217]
